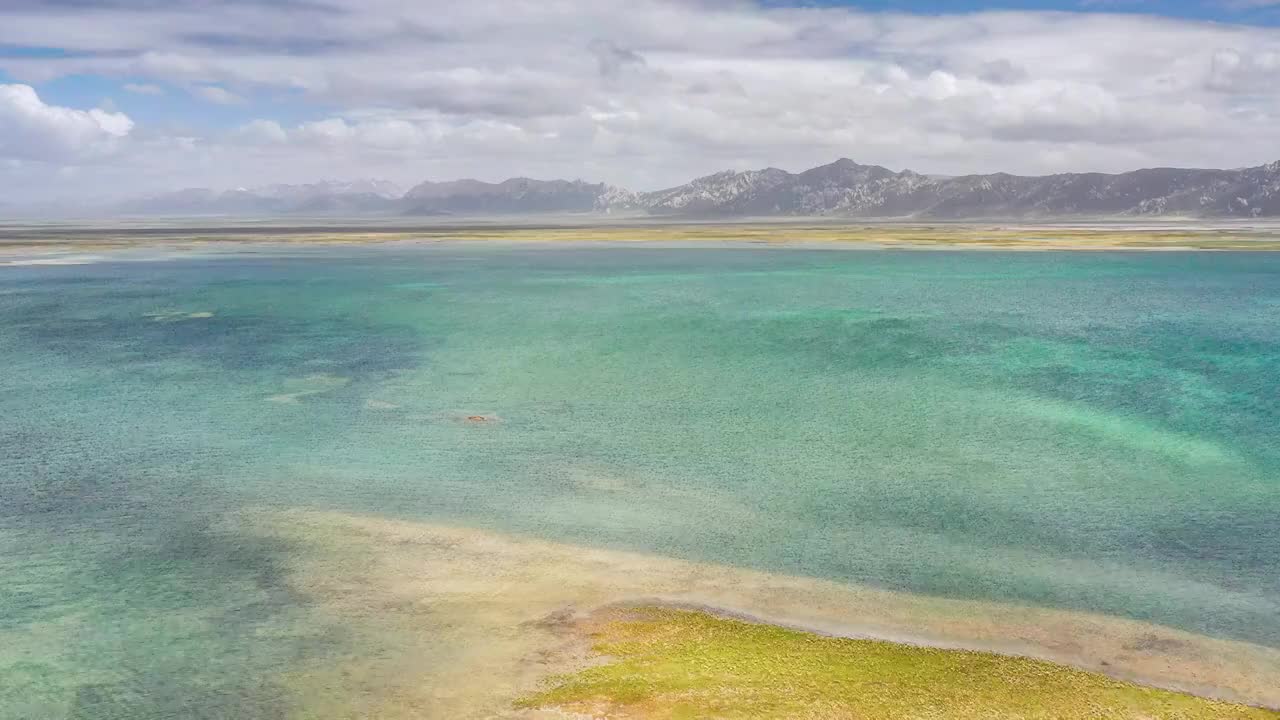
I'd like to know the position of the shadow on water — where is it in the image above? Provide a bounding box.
[0,267,428,718]
[0,463,344,719]
[60,517,327,720]
[5,300,422,380]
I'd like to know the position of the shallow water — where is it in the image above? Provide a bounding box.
[1,243,1278,717]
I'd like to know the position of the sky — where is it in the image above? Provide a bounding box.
[1,0,1279,202]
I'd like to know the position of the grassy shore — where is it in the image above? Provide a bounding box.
[236,510,1280,718]
[4,221,1280,255]
[520,607,1280,719]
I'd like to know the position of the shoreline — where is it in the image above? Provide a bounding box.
[247,509,1280,717]
[623,599,1280,712]
[518,605,1280,719]
[4,222,1280,258]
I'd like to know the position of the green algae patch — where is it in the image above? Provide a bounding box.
[519,607,1280,719]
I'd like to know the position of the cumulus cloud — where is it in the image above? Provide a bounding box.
[235,118,287,143]
[1206,48,1280,92]
[0,83,133,162]
[0,0,1279,200]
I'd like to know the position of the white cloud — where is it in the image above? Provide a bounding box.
[293,118,355,144]
[0,83,133,163]
[235,119,287,143]
[1206,47,1280,92]
[0,1,1278,200]
[193,85,244,105]
[123,82,163,96]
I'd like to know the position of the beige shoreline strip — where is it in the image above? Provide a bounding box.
[243,509,1280,719]
[5,223,1280,256]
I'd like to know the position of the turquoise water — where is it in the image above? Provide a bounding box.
[1,243,1278,717]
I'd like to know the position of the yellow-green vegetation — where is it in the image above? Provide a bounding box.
[5,222,1280,254]
[519,607,1280,720]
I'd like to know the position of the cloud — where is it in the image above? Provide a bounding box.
[0,83,132,162]
[235,118,287,143]
[0,0,1278,201]
[193,85,243,105]
[1206,47,1280,92]
[123,82,163,95]
[589,39,647,78]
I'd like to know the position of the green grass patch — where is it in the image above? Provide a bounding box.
[519,607,1280,719]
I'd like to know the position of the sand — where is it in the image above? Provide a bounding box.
[4,222,1280,258]
[239,509,1280,719]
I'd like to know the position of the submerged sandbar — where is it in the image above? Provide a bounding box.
[245,509,1280,718]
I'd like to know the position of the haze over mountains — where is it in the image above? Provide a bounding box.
[116,180,404,216]
[32,159,1280,219]
[402,178,607,215]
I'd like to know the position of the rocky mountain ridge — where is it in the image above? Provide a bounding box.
[58,159,1280,218]
[605,158,1280,218]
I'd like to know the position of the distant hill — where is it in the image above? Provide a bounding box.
[116,180,403,216]
[48,159,1280,219]
[601,158,1280,218]
[402,178,607,214]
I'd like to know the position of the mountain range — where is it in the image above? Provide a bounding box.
[53,159,1280,219]
[114,180,404,216]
